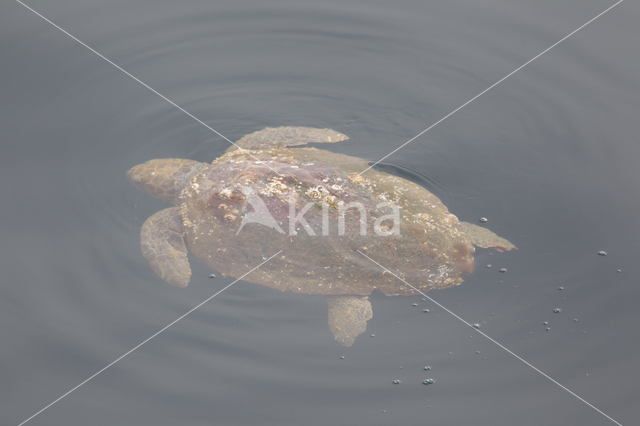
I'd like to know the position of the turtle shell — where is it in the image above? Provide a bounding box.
[178,146,475,296]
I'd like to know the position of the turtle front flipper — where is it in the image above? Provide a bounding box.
[326,295,373,347]
[226,126,348,153]
[459,221,517,251]
[140,207,191,287]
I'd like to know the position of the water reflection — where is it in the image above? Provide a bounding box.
[4,0,639,425]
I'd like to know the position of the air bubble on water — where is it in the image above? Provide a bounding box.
[480,217,488,222]
[393,380,401,384]
[598,251,607,256]
[423,379,434,385]
[554,308,561,313]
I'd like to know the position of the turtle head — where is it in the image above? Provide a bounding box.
[127,158,207,205]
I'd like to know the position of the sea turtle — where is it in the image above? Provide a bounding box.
[127,126,515,346]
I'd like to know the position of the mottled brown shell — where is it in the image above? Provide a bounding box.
[178,147,476,296]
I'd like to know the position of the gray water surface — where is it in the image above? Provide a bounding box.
[2,0,639,425]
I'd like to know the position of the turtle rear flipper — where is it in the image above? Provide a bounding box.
[459,221,517,251]
[326,295,373,347]
[140,207,191,287]
[226,126,348,153]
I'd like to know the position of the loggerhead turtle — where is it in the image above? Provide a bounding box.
[127,126,515,346]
